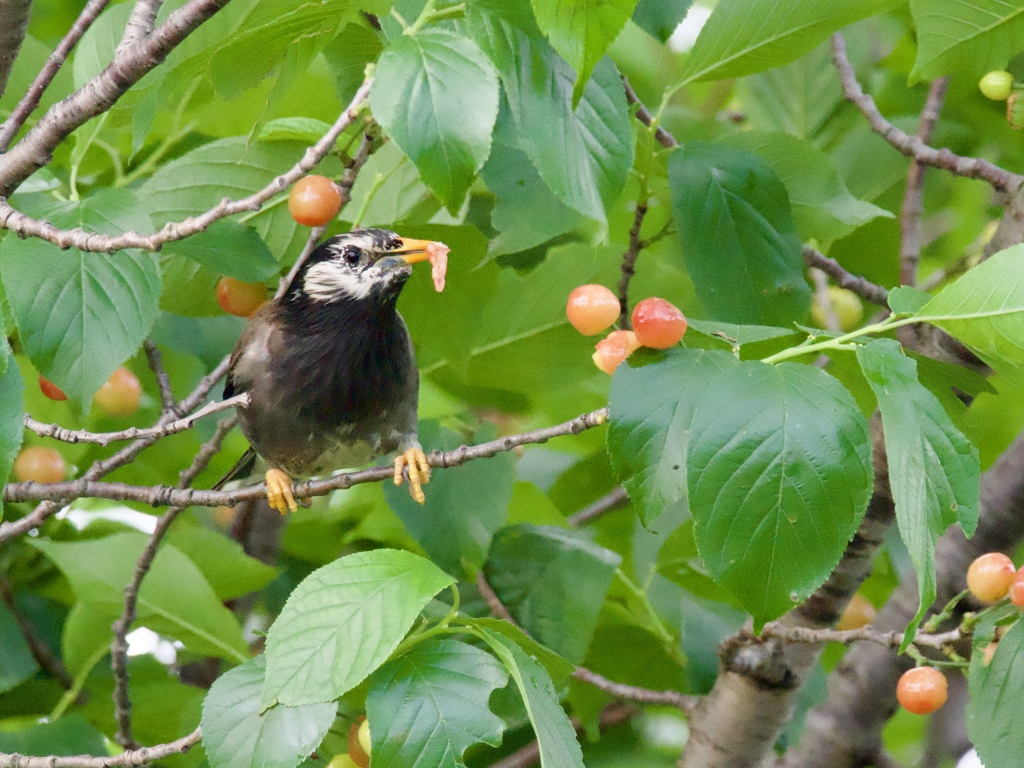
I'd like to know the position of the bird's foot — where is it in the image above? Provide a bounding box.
[265,468,298,514]
[394,448,431,505]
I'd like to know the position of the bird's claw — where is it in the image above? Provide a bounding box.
[265,468,298,514]
[394,448,431,505]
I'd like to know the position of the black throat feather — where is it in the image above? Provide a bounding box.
[275,289,413,426]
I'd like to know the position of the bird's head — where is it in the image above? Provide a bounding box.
[288,228,438,307]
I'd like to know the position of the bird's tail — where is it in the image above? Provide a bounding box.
[212,447,257,490]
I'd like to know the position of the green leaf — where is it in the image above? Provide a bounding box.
[530,0,642,105]
[481,138,583,256]
[721,131,891,246]
[257,117,335,144]
[161,220,280,282]
[467,617,576,686]
[371,29,499,214]
[668,142,811,325]
[855,340,979,641]
[30,533,248,661]
[322,23,384,105]
[0,339,24,522]
[167,526,278,601]
[0,603,38,693]
[915,244,1024,389]
[691,362,873,622]
[632,0,693,42]
[608,349,739,527]
[678,0,900,84]
[888,286,932,316]
[210,0,353,100]
[968,616,1024,767]
[0,715,106,756]
[477,629,585,768]
[656,521,735,604]
[0,191,160,404]
[141,137,342,266]
[383,422,514,578]
[72,4,130,88]
[484,524,621,664]
[341,142,435,228]
[202,656,336,768]
[366,638,508,768]
[686,320,798,348]
[262,549,455,706]
[910,0,1024,82]
[467,0,632,222]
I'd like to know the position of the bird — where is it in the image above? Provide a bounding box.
[218,228,446,514]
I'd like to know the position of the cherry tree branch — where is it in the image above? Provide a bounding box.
[899,77,949,287]
[567,486,629,527]
[4,408,609,508]
[0,0,113,152]
[111,417,236,748]
[784,426,1024,768]
[0,0,32,101]
[747,622,963,651]
[0,78,373,251]
[0,727,201,768]
[0,355,231,543]
[143,339,177,416]
[616,200,649,329]
[118,0,165,53]
[832,33,1022,193]
[622,76,677,149]
[0,0,233,196]
[23,393,248,446]
[802,246,889,306]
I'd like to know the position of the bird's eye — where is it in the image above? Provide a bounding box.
[343,247,362,266]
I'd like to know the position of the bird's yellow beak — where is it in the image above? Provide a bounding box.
[392,238,446,264]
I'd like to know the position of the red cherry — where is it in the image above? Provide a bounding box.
[217,277,267,317]
[967,552,1015,603]
[896,666,947,715]
[14,446,66,483]
[39,375,67,401]
[93,367,141,417]
[289,175,342,227]
[631,297,687,349]
[593,330,640,374]
[566,284,620,336]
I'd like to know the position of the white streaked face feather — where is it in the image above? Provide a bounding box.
[301,232,401,302]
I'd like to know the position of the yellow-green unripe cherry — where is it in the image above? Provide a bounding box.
[979,70,1014,101]
[811,286,863,332]
[358,719,372,757]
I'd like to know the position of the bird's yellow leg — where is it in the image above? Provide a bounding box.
[394,447,431,505]
[265,468,298,514]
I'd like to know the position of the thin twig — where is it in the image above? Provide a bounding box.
[617,201,649,329]
[487,703,637,768]
[0,0,112,152]
[802,245,889,306]
[110,417,236,748]
[5,409,609,508]
[0,79,373,250]
[143,340,178,416]
[476,572,696,716]
[831,33,1022,193]
[0,727,201,768]
[752,622,964,650]
[23,394,248,446]
[567,486,629,527]
[899,77,949,287]
[0,355,231,543]
[622,76,677,149]
[0,570,74,689]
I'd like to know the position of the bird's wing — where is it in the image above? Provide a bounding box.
[212,447,258,490]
